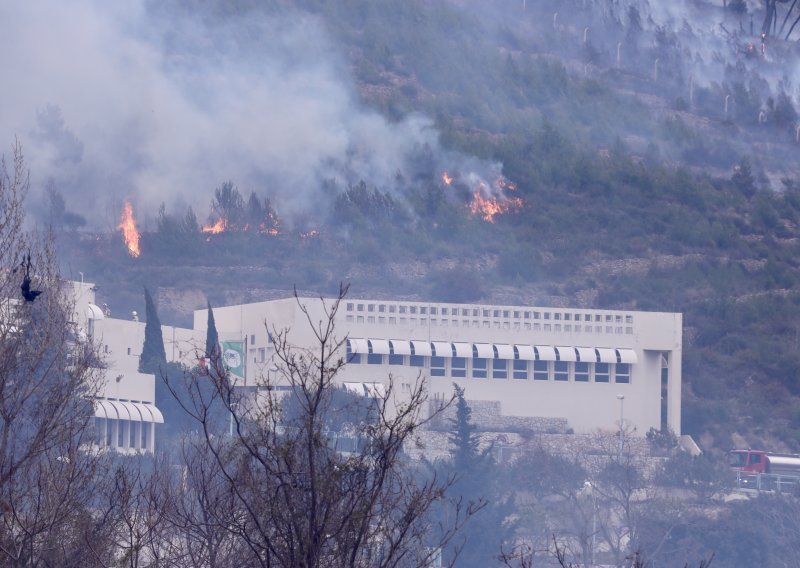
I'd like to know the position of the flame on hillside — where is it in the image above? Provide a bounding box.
[440,171,523,223]
[469,191,524,222]
[202,218,227,234]
[118,200,141,257]
[301,229,319,239]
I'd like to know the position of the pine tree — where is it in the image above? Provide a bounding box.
[443,384,515,568]
[139,287,167,374]
[205,301,220,362]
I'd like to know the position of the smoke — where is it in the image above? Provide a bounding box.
[0,1,487,229]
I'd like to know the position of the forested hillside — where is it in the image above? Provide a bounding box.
[46,0,800,451]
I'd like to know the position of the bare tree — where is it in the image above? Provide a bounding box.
[163,286,477,567]
[0,141,104,566]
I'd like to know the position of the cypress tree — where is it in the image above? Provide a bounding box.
[205,301,220,362]
[139,287,167,374]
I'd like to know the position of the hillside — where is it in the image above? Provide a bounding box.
[44,0,800,451]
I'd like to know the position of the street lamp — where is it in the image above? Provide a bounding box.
[616,394,625,460]
[584,481,596,568]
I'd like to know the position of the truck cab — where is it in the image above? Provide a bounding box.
[729,449,767,474]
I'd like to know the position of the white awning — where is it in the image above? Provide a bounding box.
[514,345,536,360]
[107,400,131,421]
[364,383,386,398]
[534,346,557,361]
[473,343,493,359]
[343,382,365,395]
[410,340,432,356]
[616,349,638,364]
[431,342,453,357]
[94,399,114,419]
[368,339,391,355]
[453,342,472,358]
[576,347,597,363]
[144,403,164,424]
[390,340,411,355]
[596,348,617,363]
[122,402,143,421]
[86,303,105,320]
[348,338,369,354]
[494,344,514,359]
[555,346,577,362]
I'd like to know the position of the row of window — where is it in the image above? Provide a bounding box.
[347,354,631,384]
[345,315,633,334]
[94,417,152,450]
[345,302,634,325]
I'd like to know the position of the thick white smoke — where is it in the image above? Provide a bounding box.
[0,1,463,228]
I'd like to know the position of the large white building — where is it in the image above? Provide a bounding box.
[195,296,683,436]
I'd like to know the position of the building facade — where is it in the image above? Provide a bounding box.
[195,296,683,436]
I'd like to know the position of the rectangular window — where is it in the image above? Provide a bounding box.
[379,304,386,313]
[595,363,610,383]
[389,305,396,313]
[258,348,265,362]
[118,420,125,448]
[513,360,528,380]
[142,422,150,449]
[554,361,569,382]
[502,310,509,318]
[472,358,487,379]
[368,304,375,312]
[107,418,115,446]
[431,307,437,315]
[615,363,631,384]
[441,308,448,315]
[130,421,137,448]
[420,307,427,315]
[430,356,446,377]
[492,359,508,379]
[347,303,354,311]
[250,334,256,345]
[357,304,364,312]
[347,314,354,322]
[410,306,417,314]
[389,317,396,324]
[367,353,383,365]
[389,354,404,366]
[95,417,106,446]
[554,313,561,320]
[451,357,467,378]
[410,355,424,367]
[575,361,590,382]
[367,316,375,323]
[357,316,364,323]
[625,315,633,324]
[399,306,407,314]
[533,361,549,381]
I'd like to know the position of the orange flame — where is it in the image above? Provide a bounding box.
[441,171,453,185]
[468,192,523,223]
[118,200,141,257]
[202,218,227,234]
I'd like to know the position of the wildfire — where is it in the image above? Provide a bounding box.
[118,200,141,257]
[202,218,227,234]
[469,192,524,223]
[301,229,320,239]
[441,170,524,223]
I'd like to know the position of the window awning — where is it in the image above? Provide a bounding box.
[107,400,131,421]
[534,346,557,361]
[473,343,493,359]
[555,346,577,362]
[410,340,432,356]
[431,342,453,357]
[453,342,472,358]
[364,383,386,398]
[343,382,365,395]
[94,399,114,419]
[596,348,617,363]
[348,338,369,354]
[389,340,411,356]
[144,403,164,424]
[494,344,514,359]
[616,349,638,364]
[368,339,391,355]
[576,347,597,363]
[514,345,536,360]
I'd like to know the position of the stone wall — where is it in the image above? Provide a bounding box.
[427,399,569,434]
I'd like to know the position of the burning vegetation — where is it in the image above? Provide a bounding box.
[118,200,141,257]
[441,171,524,223]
